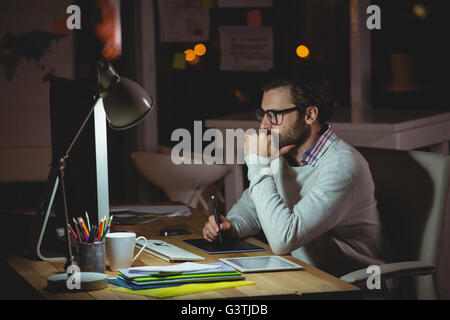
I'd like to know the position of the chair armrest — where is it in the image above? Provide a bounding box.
[340,261,436,285]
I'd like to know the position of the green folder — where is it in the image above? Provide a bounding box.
[119,271,242,282]
[108,280,256,298]
[117,262,243,286]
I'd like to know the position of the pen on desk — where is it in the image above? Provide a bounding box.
[211,195,223,243]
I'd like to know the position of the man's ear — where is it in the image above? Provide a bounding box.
[304,106,319,124]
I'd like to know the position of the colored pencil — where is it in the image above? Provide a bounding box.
[80,223,88,242]
[87,226,94,243]
[72,218,82,241]
[100,227,108,242]
[92,227,98,242]
[108,215,114,228]
[85,211,91,232]
[98,219,104,242]
[79,217,90,238]
[77,219,87,242]
[71,214,113,243]
[100,215,114,241]
[68,224,78,240]
[101,216,106,238]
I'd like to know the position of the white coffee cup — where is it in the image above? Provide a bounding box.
[105,232,147,271]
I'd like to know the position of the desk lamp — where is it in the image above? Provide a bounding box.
[34,60,153,291]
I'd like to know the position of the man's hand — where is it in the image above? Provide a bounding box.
[203,214,233,243]
[244,131,296,159]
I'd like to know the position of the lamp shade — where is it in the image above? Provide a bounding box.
[102,77,153,130]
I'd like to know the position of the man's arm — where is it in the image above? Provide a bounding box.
[226,188,262,239]
[245,154,354,255]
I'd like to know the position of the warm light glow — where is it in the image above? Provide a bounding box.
[413,4,428,19]
[94,0,122,60]
[184,49,196,62]
[234,89,248,103]
[188,55,200,65]
[296,45,310,58]
[194,43,207,56]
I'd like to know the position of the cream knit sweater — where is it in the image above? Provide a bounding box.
[227,137,392,277]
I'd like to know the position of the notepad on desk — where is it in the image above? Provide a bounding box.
[127,262,219,275]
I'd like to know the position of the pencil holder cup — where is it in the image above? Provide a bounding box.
[78,241,106,274]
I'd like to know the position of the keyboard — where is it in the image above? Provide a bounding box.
[135,239,205,262]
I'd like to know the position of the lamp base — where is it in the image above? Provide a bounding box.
[47,272,108,292]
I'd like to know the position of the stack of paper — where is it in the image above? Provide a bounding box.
[108,262,245,290]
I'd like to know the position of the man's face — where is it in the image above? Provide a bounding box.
[260,86,311,148]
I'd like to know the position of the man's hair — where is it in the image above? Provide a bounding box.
[261,64,334,125]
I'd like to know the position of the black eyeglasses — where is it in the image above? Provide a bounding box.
[255,106,302,125]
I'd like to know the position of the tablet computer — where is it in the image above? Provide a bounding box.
[183,238,264,254]
[219,256,304,273]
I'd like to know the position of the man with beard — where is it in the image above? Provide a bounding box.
[202,66,391,277]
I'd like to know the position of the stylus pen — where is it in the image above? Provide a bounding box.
[211,195,223,243]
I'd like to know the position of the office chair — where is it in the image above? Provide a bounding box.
[130,151,231,211]
[340,147,450,299]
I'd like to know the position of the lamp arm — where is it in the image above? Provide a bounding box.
[58,169,76,269]
[63,93,101,159]
[56,92,101,270]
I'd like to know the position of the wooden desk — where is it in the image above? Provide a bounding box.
[8,207,359,300]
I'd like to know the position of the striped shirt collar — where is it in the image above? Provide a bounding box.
[299,124,337,167]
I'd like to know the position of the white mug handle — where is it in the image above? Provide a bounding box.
[133,236,148,262]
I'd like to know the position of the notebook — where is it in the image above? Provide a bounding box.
[118,262,236,279]
[113,262,244,287]
[183,238,265,254]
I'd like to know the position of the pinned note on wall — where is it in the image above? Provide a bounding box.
[202,0,216,8]
[53,18,70,35]
[52,0,70,35]
[158,0,210,42]
[172,52,187,70]
[247,10,262,27]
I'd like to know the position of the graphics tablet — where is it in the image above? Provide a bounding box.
[183,238,264,254]
[219,256,304,273]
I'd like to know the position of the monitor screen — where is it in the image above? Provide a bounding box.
[49,77,109,228]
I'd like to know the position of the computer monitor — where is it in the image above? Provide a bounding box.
[49,77,110,229]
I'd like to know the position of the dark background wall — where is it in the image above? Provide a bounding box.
[1,0,449,211]
[153,0,350,148]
